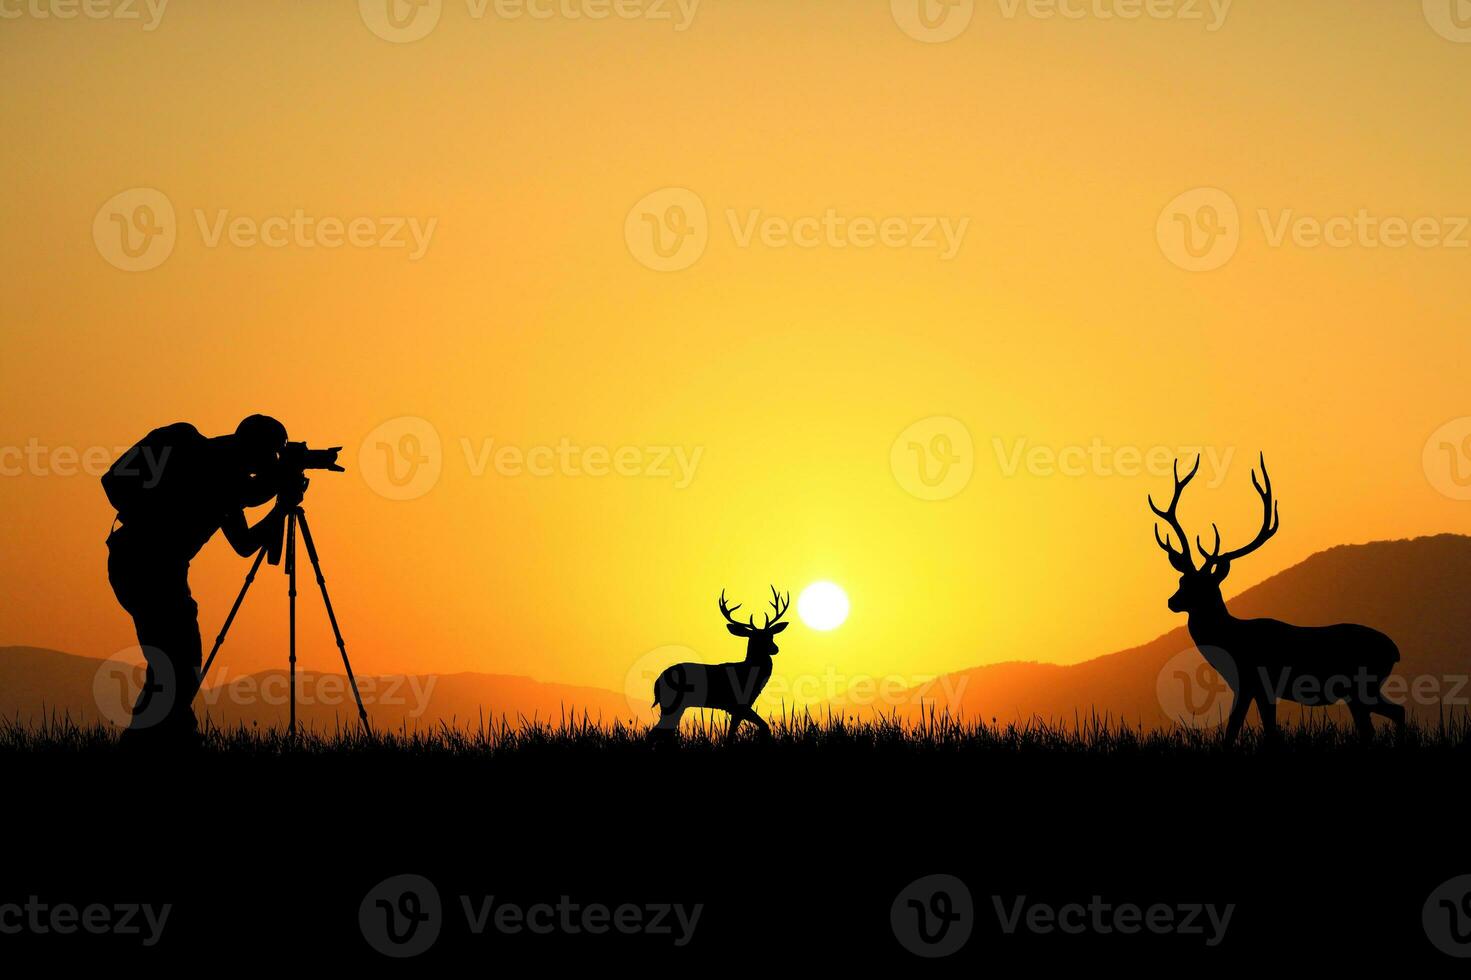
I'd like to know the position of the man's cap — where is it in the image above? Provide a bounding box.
[235,414,288,449]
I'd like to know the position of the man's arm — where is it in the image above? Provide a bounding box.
[239,474,278,509]
[220,507,285,558]
[220,475,306,557]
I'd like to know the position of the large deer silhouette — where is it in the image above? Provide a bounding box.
[1150,454,1405,741]
[648,587,789,743]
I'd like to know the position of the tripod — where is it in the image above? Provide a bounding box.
[199,506,371,735]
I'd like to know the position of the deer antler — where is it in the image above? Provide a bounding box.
[1196,453,1279,570]
[763,585,791,629]
[1149,455,1201,573]
[718,590,744,627]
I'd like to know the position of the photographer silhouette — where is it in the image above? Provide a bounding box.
[103,415,304,749]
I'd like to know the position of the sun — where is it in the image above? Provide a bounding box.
[797,581,849,631]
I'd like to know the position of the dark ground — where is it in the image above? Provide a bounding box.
[2,719,1467,970]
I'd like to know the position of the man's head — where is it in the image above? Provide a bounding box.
[235,414,288,474]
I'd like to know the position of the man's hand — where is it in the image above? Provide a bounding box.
[274,474,308,512]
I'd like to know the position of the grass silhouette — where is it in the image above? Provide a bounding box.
[5,708,1468,758]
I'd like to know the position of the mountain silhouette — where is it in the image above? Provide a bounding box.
[0,646,638,732]
[834,534,1471,727]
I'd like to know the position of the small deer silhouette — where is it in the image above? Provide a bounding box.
[1150,454,1405,742]
[648,587,790,742]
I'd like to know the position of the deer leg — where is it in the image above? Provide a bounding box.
[726,710,743,743]
[1223,692,1251,744]
[743,707,771,739]
[1365,681,1407,734]
[1347,701,1374,743]
[647,705,686,743]
[1371,699,1406,734]
[1255,695,1279,741]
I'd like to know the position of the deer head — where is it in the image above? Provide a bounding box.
[1150,453,1279,614]
[720,586,790,658]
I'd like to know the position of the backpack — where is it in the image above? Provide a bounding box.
[103,423,207,522]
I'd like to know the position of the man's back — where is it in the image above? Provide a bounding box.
[105,423,240,562]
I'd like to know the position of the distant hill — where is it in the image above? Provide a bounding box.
[837,534,1471,727]
[0,646,638,732]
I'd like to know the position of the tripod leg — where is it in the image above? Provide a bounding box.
[295,509,372,735]
[286,510,298,737]
[200,546,267,688]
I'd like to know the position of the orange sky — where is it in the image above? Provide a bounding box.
[1,1,1469,704]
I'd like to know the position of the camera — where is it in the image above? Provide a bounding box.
[263,442,343,566]
[280,441,345,476]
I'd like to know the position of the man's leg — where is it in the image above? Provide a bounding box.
[156,574,203,742]
[174,593,203,738]
[116,560,202,747]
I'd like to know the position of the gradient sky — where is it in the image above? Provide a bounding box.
[2,1,1469,704]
